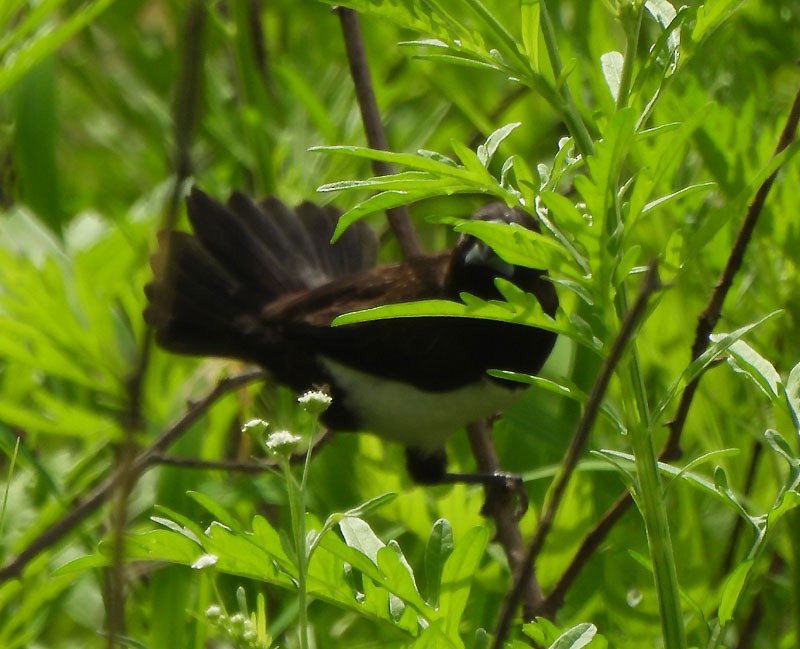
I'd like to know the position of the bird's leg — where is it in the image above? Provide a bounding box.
[404,448,528,518]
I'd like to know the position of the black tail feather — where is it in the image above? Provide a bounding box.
[144,187,377,361]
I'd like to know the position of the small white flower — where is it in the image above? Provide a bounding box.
[242,418,269,435]
[297,389,332,415]
[265,430,301,457]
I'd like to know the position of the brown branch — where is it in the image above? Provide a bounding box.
[492,261,661,647]
[466,421,544,617]
[536,83,800,620]
[664,83,800,459]
[335,7,421,258]
[0,370,265,585]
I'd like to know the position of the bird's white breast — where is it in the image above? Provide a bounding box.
[320,356,523,453]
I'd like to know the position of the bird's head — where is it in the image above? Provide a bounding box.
[446,204,556,314]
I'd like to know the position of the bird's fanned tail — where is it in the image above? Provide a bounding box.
[143,187,377,360]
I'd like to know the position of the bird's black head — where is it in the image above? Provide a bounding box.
[446,203,556,313]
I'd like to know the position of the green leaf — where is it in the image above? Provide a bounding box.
[520,0,541,70]
[579,107,638,223]
[692,0,747,42]
[767,491,800,527]
[763,429,800,471]
[377,544,431,615]
[439,526,488,641]
[425,519,454,608]
[451,139,495,183]
[187,491,242,531]
[709,335,782,401]
[329,190,430,241]
[431,215,571,270]
[330,295,578,350]
[718,559,753,625]
[600,51,624,102]
[640,182,716,215]
[598,449,743,507]
[714,466,763,532]
[0,0,115,94]
[654,311,782,421]
[614,244,640,286]
[339,516,385,564]
[784,361,800,430]
[477,122,521,166]
[313,145,477,179]
[548,622,597,649]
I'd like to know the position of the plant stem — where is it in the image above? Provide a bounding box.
[538,0,595,159]
[615,2,644,111]
[285,457,310,649]
[627,421,687,649]
[609,8,682,641]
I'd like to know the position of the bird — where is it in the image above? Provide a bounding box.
[144,187,558,490]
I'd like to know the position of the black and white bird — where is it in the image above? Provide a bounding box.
[144,187,558,486]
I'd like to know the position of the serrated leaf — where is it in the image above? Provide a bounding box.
[331,295,571,348]
[313,145,476,179]
[438,216,570,270]
[318,170,443,193]
[411,52,507,74]
[692,0,747,42]
[329,190,431,241]
[451,139,494,183]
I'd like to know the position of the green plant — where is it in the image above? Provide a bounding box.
[1,1,799,648]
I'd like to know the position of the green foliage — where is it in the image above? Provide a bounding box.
[1,1,800,648]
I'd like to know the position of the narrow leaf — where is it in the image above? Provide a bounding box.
[601,51,624,102]
[718,559,753,625]
[548,622,597,649]
[425,519,454,608]
[477,122,521,166]
[709,335,782,401]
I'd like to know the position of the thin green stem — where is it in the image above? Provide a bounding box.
[609,8,681,644]
[284,458,309,649]
[615,3,645,111]
[462,0,531,73]
[539,0,595,158]
[628,421,686,649]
